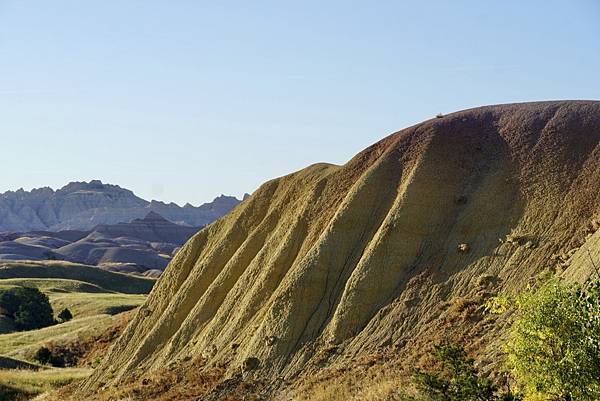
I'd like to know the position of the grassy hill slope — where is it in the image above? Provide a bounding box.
[0,261,154,400]
[0,261,155,294]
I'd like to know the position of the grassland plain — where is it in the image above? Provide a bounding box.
[0,261,154,400]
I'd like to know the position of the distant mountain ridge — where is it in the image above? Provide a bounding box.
[0,180,247,232]
[0,211,206,275]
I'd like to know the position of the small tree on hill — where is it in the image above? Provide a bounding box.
[13,287,55,330]
[57,308,73,322]
[0,287,54,331]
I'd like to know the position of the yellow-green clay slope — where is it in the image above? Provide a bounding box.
[82,101,600,393]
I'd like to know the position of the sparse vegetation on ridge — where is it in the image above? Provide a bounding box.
[413,344,514,401]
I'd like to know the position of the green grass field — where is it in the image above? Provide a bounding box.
[0,260,155,294]
[0,260,155,400]
[0,314,116,359]
[0,278,110,294]
[49,291,146,318]
[0,277,147,318]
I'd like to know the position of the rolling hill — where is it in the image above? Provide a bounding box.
[0,260,155,399]
[66,101,600,399]
[0,212,206,274]
[0,261,155,294]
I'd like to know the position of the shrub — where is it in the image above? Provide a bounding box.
[506,279,600,400]
[0,287,55,331]
[92,356,102,368]
[33,345,66,367]
[413,344,518,401]
[46,343,80,367]
[57,308,73,322]
[34,346,52,365]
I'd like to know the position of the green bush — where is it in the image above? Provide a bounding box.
[413,344,517,401]
[0,287,55,331]
[34,346,52,365]
[506,279,600,400]
[33,345,66,367]
[57,308,73,322]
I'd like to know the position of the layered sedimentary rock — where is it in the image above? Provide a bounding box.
[82,101,600,395]
[0,180,245,232]
[0,212,206,273]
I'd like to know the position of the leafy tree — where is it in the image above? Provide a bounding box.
[0,287,55,331]
[413,344,516,401]
[57,308,73,322]
[0,290,19,316]
[506,279,600,400]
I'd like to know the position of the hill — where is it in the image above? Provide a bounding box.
[0,261,155,294]
[0,212,205,274]
[0,261,154,399]
[0,180,246,232]
[92,211,199,244]
[75,101,599,399]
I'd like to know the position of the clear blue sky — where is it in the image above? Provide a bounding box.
[1,1,598,205]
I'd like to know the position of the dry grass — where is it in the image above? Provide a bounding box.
[290,378,407,401]
[48,357,266,401]
[48,292,145,318]
[287,363,415,401]
[0,367,90,399]
[0,315,115,358]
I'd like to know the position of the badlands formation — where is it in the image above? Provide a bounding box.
[0,180,244,232]
[0,212,202,274]
[80,101,600,398]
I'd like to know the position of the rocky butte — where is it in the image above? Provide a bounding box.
[72,101,599,399]
[0,180,246,232]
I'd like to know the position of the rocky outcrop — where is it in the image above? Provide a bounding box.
[92,211,199,244]
[0,180,246,232]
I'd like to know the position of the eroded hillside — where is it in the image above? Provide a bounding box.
[77,101,600,399]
